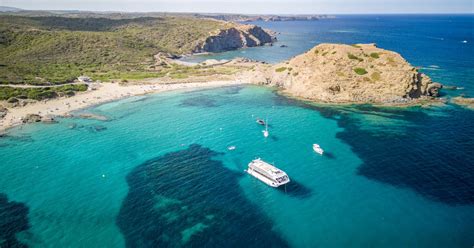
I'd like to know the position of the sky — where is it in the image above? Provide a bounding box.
[2,0,473,14]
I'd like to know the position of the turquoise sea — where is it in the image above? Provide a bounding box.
[1,15,473,247]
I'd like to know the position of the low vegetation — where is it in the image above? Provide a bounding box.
[0,84,88,101]
[275,67,287,72]
[370,52,380,59]
[347,53,363,62]
[353,68,368,75]
[0,15,232,85]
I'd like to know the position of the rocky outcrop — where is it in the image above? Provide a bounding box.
[21,114,57,123]
[42,115,57,123]
[23,114,42,123]
[426,82,443,97]
[194,25,275,53]
[242,43,442,104]
[77,113,109,121]
[0,106,7,119]
[452,97,474,109]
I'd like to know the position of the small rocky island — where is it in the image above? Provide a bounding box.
[241,43,443,105]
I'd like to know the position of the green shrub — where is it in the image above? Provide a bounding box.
[275,67,287,73]
[370,53,380,59]
[348,53,363,62]
[0,15,234,85]
[0,84,88,100]
[354,68,368,75]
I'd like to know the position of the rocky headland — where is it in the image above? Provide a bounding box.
[239,43,443,105]
[194,24,275,53]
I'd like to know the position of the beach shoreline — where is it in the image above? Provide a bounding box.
[0,80,248,133]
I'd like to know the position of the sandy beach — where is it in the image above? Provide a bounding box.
[0,80,247,132]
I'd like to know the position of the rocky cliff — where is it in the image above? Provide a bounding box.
[242,43,442,104]
[194,24,275,53]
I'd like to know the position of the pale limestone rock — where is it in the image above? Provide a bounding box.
[242,43,442,104]
[194,24,275,53]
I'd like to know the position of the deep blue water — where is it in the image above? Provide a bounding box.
[1,15,474,247]
[185,15,474,95]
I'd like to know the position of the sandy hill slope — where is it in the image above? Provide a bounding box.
[244,43,442,104]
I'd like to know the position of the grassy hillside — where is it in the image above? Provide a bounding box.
[0,15,231,85]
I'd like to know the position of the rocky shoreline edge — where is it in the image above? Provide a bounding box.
[2,43,471,134]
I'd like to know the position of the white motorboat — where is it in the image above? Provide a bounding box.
[313,144,324,155]
[246,158,290,187]
[227,146,236,151]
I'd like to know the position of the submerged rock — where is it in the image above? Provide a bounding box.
[77,113,108,121]
[42,115,57,123]
[92,125,107,132]
[0,193,30,247]
[452,96,474,109]
[116,144,289,247]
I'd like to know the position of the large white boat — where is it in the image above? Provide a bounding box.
[247,158,290,187]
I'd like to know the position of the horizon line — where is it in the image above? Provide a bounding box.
[1,6,473,15]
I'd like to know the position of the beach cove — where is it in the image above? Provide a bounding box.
[1,14,473,247]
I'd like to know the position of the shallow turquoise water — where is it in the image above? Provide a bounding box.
[1,86,473,247]
[1,15,474,247]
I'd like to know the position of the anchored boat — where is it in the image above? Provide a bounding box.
[247,158,290,187]
[313,144,324,155]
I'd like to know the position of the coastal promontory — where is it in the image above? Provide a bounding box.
[194,24,275,53]
[242,43,442,104]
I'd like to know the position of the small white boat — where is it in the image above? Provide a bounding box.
[462,40,468,43]
[227,146,236,151]
[247,158,290,187]
[256,119,265,125]
[313,144,324,155]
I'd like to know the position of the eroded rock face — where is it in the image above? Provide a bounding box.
[244,43,442,104]
[195,25,275,53]
[23,114,42,123]
[0,106,7,119]
[426,82,443,97]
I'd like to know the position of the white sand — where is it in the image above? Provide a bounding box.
[0,80,247,132]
